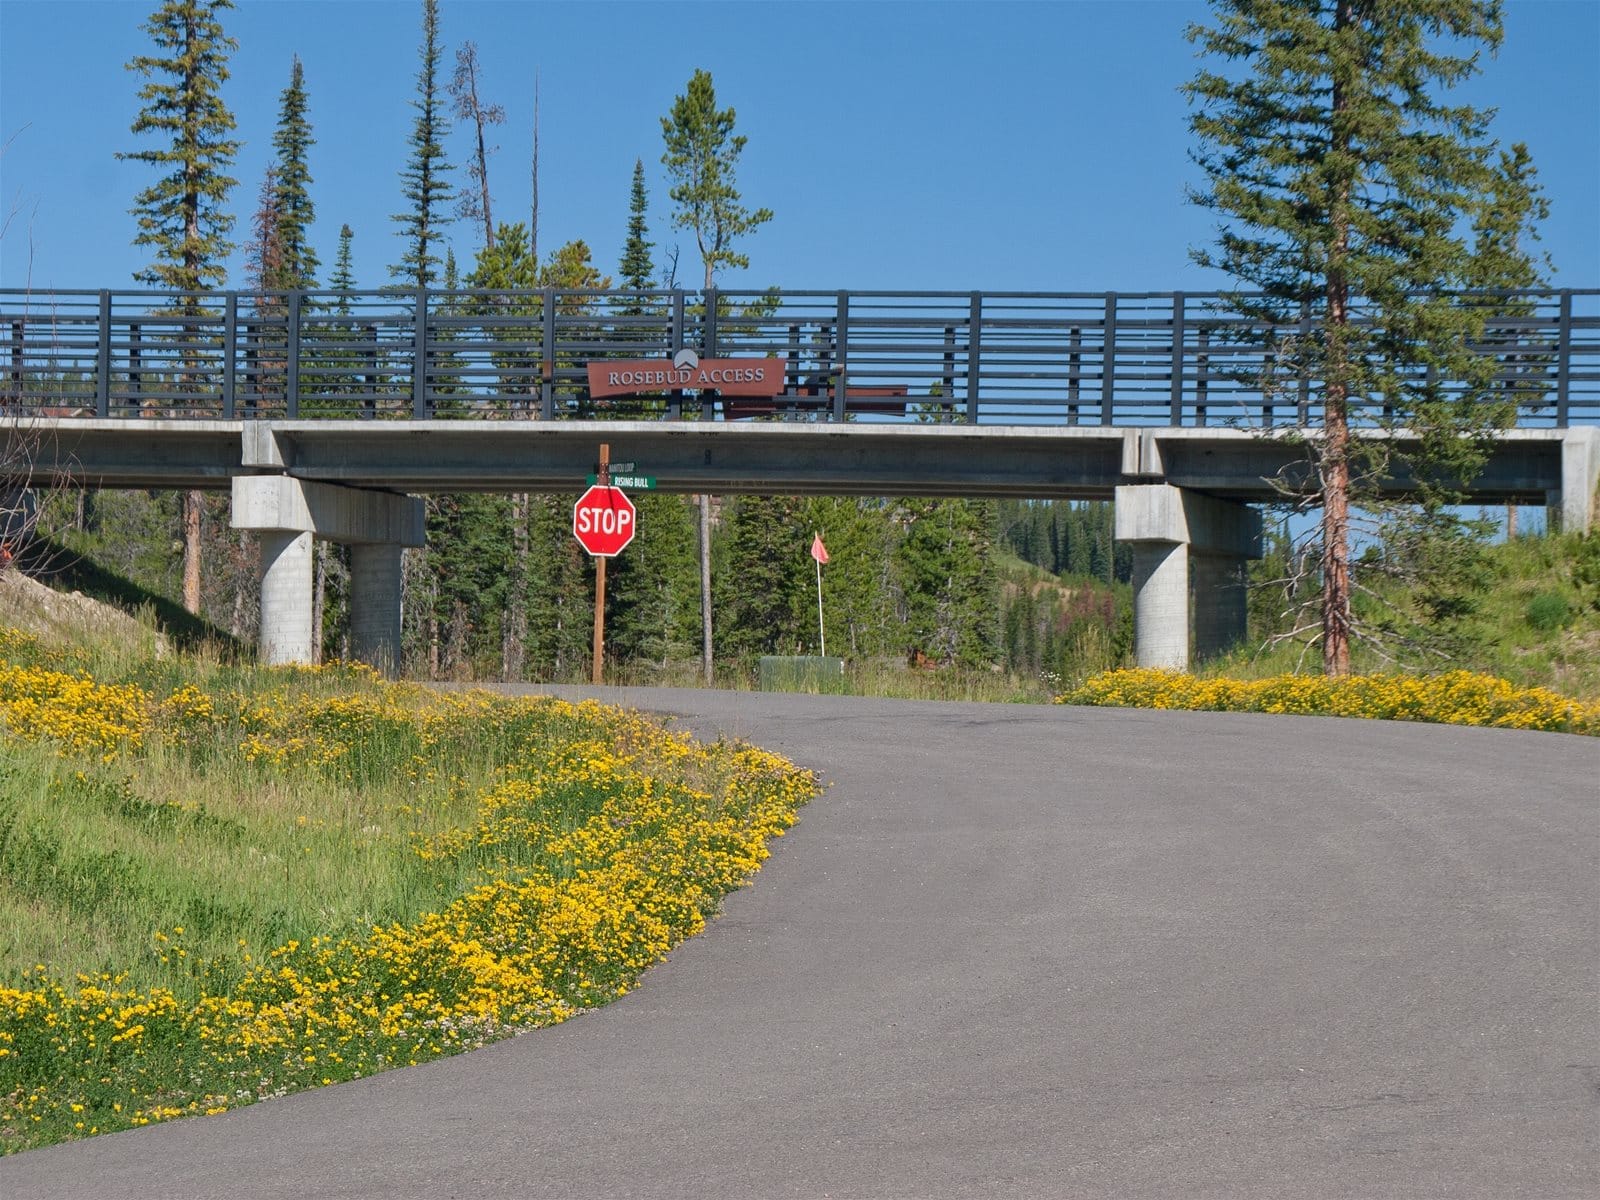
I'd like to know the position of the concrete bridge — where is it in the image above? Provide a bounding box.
[3,287,1597,672]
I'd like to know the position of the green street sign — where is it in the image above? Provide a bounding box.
[587,473,657,490]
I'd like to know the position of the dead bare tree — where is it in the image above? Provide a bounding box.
[449,41,505,251]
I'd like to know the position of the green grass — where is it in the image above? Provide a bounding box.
[0,657,619,1001]
[1218,529,1600,699]
[0,616,819,1151]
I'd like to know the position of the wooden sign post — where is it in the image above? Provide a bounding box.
[592,444,608,685]
[572,443,638,685]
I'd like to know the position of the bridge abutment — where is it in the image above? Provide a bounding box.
[1115,485,1263,671]
[232,477,424,674]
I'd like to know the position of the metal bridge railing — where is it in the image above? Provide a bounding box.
[2,287,1595,426]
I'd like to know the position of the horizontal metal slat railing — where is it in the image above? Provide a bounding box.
[1,287,1594,427]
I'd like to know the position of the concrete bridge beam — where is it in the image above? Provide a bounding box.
[232,477,423,674]
[1115,485,1263,671]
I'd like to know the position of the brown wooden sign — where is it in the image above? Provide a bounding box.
[586,350,785,399]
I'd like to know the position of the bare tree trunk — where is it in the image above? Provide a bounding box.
[530,71,539,264]
[699,261,717,686]
[1506,503,1518,539]
[1321,0,1354,679]
[230,530,249,640]
[502,492,529,680]
[313,540,328,664]
[428,603,441,679]
[444,597,468,678]
[1320,391,1352,677]
[182,489,202,615]
[699,494,713,685]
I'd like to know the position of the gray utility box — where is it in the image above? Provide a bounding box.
[758,655,847,693]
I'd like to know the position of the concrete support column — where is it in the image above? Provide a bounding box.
[258,530,315,666]
[349,543,404,675]
[1131,541,1190,670]
[1116,484,1263,673]
[1192,552,1249,662]
[233,475,424,674]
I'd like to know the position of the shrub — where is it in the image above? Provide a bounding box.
[1058,669,1599,735]
[1525,591,1571,633]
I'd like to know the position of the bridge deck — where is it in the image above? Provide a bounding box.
[9,418,1585,505]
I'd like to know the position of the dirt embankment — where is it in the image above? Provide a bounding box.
[0,567,169,654]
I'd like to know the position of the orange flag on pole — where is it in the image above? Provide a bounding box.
[811,533,828,657]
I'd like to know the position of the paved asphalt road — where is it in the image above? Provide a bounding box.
[4,691,1597,1199]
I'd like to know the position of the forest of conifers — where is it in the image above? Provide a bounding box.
[40,488,1136,686]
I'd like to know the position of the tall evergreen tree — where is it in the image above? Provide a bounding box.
[661,69,773,684]
[329,223,356,310]
[717,495,808,662]
[525,494,593,678]
[465,220,540,407]
[608,494,699,669]
[390,0,453,286]
[896,498,1000,668]
[1186,0,1548,674]
[244,166,287,297]
[801,497,895,659]
[242,166,288,410]
[120,0,240,617]
[120,0,240,295]
[660,69,772,291]
[271,53,318,288]
[619,158,655,304]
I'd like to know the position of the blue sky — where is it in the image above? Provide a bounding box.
[1,0,1596,294]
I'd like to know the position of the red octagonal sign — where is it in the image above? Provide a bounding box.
[572,485,637,557]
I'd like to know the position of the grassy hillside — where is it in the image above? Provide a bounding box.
[1220,529,1600,700]
[0,608,816,1152]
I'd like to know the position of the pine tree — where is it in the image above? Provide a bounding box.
[608,494,699,669]
[449,41,504,251]
[120,0,240,617]
[541,240,611,414]
[801,497,895,659]
[1186,0,1548,674]
[428,492,513,678]
[542,239,610,292]
[120,0,240,295]
[660,69,772,290]
[468,222,540,289]
[466,221,540,408]
[272,53,318,288]
[717,495,808,662]
[660,69,773,683]
[896,498,1000,668]
[315,223,358,414]
[243,165,288,409]
[390,0,453,287]
[329,224,355,310]
[619,158,655,306]
[244,166,287,297]
[525,494,593,678]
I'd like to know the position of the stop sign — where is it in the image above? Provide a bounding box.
[572,485,637,557]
